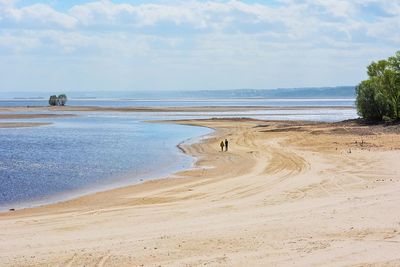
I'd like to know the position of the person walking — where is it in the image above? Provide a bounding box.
[220,141,225,152]
[225,139,228,152]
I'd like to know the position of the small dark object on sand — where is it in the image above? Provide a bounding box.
[9,208,15,211]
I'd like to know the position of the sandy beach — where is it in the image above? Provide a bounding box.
[1,117,400,266]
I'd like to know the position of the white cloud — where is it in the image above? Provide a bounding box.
[0,0,398,52]
[0,0,398,41]
[307,0,356,18]
[0,0,17,6]
[2,3,78,28]
[69,0,134,26]
[0,0,399,91]
[0,32,41,52]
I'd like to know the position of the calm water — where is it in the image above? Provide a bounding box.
[0,113,211,210]
[0,98,355,107]
[0,98,358,210]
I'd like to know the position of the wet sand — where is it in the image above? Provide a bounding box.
[0,122,52,128]
[0,113,75,128]
[1,118,400,266]
[0,114,75,119]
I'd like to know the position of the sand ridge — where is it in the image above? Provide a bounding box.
[0,113,76,128]
[0,122,52,128]
[1,119,400,266]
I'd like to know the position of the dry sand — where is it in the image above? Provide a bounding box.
[1,118,400,266]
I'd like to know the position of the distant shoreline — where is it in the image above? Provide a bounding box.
[0,105,355,113]
[0,97,356,101]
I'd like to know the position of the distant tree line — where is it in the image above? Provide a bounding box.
[356,51,400,122]
[49,94,68,106]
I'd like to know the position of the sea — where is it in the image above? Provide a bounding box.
[0,98,357,210]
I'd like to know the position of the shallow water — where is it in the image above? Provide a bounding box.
[0,98,355,107]
[0,113,211,209]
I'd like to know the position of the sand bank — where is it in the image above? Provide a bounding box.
[0,113,75,128]
[1,118,400,266]
[0,114,75,119]
[0,122,52,128]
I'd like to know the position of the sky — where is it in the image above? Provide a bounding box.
[0,0,399,92]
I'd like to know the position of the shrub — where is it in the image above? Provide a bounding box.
[49,95,58,106]
[58,94,67,106]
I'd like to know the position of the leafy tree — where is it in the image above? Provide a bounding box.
[356,51,400,122]
[58,94,67,106]
[356,81,381,121]
[49,95,58,106]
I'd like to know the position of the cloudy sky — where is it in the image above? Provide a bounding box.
[0,0,399,92]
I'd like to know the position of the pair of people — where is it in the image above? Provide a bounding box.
[220,139,229,152]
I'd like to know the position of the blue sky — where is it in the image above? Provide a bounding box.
[0,0,399,92]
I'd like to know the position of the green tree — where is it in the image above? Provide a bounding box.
[356,80,383,121]
[356,51,400,122]
[58,94,67,106]
[49,95,58,106]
